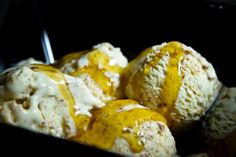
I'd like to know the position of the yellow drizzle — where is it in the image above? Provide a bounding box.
[143,42,185,124]
[53,51,87,68]
[30,64,90,133]
[76,99,167,153]
[56,49,124,99]
[123,47,154,87]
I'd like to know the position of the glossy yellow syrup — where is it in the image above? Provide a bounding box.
[144,41,185,124]
[30,64,90,133]
[76,99,166,153]
[56,49,124,99]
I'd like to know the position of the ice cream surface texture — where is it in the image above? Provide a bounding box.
[202,87,236,157]
[15,58,43,67]
[203,87,236,140]
[54,42,128,102]
[0,64,104,138]
[75,99,177,157]
[125,41,222,132]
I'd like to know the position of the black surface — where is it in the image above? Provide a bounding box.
[0,0,236,156]
[1,0,236,85]
[0,0,9,31]
[0,123,121,157]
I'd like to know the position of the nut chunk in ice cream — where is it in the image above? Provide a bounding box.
[75,99,177,157]
[125,41,222,132]
[0,64,104,138]
[54,43,128,102]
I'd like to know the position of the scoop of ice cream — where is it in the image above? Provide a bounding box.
[0,64,104,138]
[54,42,128,102]
[125,41,222,132]
[202,87,236,157]
[74,99,177,157]
[203,87,236,140]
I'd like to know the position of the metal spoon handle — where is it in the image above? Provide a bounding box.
[33,0,54,64]
[41,30,54,64]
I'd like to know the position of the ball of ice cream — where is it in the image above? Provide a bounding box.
[74,99,177,157]
[203,87,236,157]
[203,87,236,140]
[0,64,104,138]
[125,41,222,132]
[54,42,128,102]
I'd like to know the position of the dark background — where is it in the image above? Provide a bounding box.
[0,0,236,86]
[0,0,236,156]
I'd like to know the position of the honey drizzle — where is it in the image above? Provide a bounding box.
[30,64,90,134]
[144,42,185,124]
[77,99,167,153]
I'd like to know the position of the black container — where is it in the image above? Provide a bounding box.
[0,0,236,156]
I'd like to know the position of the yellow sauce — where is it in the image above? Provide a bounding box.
[143,42,185,124]
[30,64,90,133]
[53,51,87,68]
[77,99,167,153]
[123,47,154,87]
[57,49,124,99]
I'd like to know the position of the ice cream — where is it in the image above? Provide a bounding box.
[124,41,222,132]
[203,87,236,140]
[74,99,177,157]
[54,42,128,102]
[0,64,104,138]
[0,63,177,157]
[15,58,43,67]
[0,58,43,73]
[203,87,236,157]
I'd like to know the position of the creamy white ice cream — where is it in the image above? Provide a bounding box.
[0,64,104,138]
[15,58,43,67]
[125,41,222,132]
[75,99,177,157]
[54,42,128,102]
